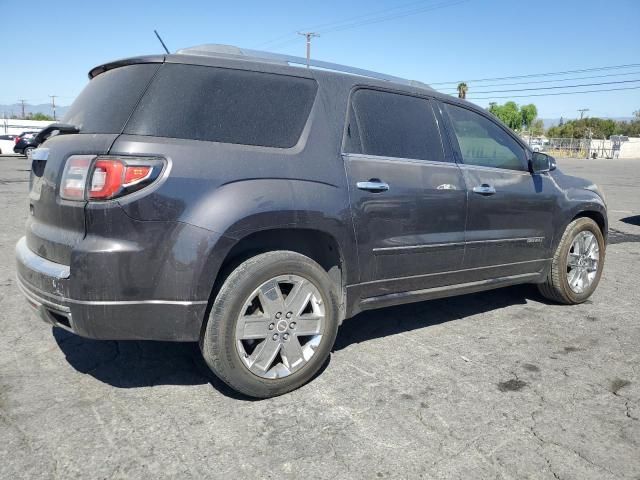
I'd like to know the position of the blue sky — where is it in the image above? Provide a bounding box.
[1,0,638,119]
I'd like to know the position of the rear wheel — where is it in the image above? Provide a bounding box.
[538,217,605,304]
[200,251,339,398]
[24,146,35,159]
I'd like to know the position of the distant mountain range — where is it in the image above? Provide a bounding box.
[0,104,70,119]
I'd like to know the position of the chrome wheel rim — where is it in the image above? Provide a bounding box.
[235,274,325,379]
[566,231,599,294]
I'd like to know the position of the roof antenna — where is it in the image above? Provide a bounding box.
[154,30,170,54]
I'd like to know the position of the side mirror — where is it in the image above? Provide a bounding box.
[529,152,556,174]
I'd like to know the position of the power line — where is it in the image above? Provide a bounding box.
[318,0,469,35]
[255,0,438,48]
[468,85,640,100]
[302,0,437,33]
[439,70,640,90]
[440,78,640,95]
[430,63,640,85]
[260,0,469,51]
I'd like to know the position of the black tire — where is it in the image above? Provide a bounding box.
[200,251,340,398]
[538,217,605,304]
[24,146,34,158]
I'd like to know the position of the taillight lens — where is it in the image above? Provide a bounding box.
[60,156,93,200]
[89,159,125,199]
[60,155,164,201]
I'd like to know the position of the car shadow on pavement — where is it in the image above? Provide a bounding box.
[53,284,539,397]
[52,327,250,400]
[333,284,536,351]
[621,215,640,226]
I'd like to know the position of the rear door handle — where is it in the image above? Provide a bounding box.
[472,184,496,195]
[357,179,389,193]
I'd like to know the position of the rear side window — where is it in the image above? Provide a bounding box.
[63,64,160,134]
[444,103,526,171]
[124,64,318,148]
[346,89,444,162]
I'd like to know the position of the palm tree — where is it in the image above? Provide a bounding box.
[457,82,468,99]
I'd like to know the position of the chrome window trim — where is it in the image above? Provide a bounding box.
[342,152,459,168]
[457,163,533,176]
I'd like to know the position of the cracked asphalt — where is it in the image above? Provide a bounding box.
[1,155,639,479]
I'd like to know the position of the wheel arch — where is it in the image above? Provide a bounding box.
[200,227,349,339]
[555,190,608,250]
[572,210,607,238]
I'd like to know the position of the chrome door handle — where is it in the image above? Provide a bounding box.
[472,184,496,195]
[357,179,389,193]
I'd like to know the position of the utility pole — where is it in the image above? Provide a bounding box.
[49,95,57,121]
[578,108,589,120]
[18,99,27,119]
[297,32,320,67]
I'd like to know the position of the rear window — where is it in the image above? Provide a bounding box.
[124,64,318,148]
[346,89,445,162]
[63,64,160,134]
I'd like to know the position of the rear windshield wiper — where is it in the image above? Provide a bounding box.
[34,123,80,146]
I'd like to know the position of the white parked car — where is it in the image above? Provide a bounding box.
[529,140,545,152]
[0,135,18,155]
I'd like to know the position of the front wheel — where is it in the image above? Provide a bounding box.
[538,217,605,304]
[200,251,340,398]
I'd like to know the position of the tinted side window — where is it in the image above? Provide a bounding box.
[125,64,317,148]
[63,64,160,134]
[444,103,525,171]
[347,89,444,162]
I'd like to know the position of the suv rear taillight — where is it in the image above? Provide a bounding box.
[60,155,165,201]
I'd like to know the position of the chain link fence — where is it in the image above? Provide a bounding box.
[534,138,619,159]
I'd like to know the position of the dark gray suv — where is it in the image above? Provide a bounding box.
[16,45,607,398]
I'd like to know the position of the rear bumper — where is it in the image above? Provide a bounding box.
[15,237,207,341]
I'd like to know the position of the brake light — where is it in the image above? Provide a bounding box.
[60,155,164,201]
[89,160,125,199]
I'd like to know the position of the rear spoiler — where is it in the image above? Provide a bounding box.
[33,123,79,146]
[88,55,166,79]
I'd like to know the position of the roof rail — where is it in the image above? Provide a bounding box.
[175,44,432,90]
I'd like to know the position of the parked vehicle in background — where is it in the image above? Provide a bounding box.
[13,131,41,158]
[0,134,19,154]
[529,139,545,152]
[16,45,608,398]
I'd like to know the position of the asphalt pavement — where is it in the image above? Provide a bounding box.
[0,155,638,479]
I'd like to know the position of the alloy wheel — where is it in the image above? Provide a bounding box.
[235,274,325,379]
[566,231,599,294]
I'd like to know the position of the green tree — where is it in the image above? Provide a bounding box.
[27,112,54,121]
[520,104,538,129]
[488,101,529,130]
[457,82,468,99]
[547,117,630,139]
